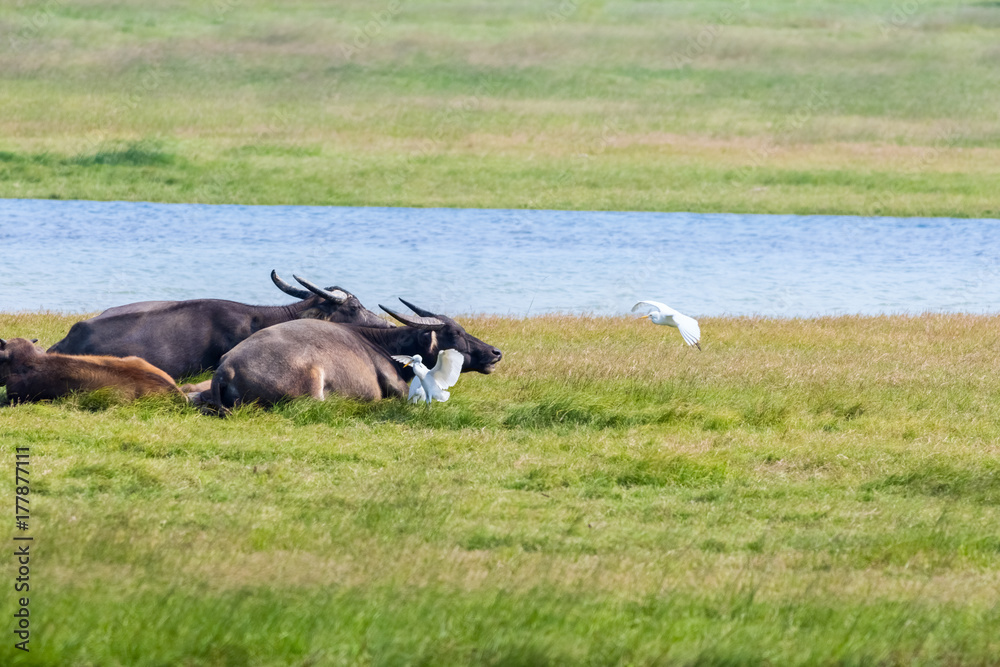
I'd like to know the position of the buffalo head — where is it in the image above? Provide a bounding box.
[271,271,390,328]
[379,299,503,374]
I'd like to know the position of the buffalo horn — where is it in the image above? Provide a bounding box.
[271,270,312,300]
[378,305,445,330]
[293,275,348,304]
[397,298,438,318]
[0,338,5,347]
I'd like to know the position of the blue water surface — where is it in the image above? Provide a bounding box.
[2,198,998,317]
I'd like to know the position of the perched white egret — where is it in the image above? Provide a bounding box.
[632,300,702,350]
[392,349,464,404]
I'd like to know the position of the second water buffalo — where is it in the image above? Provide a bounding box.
[48,271,391,379]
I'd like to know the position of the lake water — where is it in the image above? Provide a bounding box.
[2,198,998,317]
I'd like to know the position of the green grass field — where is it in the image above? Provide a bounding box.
[2,311,999,665]
[2,0,1000,216]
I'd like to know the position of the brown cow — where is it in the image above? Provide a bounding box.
[0,337,181,404]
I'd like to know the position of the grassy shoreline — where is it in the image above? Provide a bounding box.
[3,0,1000,217]
[3,311,999,664]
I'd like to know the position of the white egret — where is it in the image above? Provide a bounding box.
[392,349,464,404]
[632,301,702,350]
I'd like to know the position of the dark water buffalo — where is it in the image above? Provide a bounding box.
[48,271,391,380]
[1,337,180,404]
[208,299,502,409]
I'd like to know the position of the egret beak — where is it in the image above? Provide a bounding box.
[403,361,412,368]
[639,314,651,320]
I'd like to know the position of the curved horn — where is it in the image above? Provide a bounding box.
[293,275,348,304]
[271,270,311,299]
[0,338,6,347]
[397,297,438,318]
[379,305,445,330]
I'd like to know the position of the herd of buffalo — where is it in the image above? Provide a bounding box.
[0,271,503,412]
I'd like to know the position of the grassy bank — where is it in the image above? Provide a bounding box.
[2,311,999,664]
[2,0,1000,216]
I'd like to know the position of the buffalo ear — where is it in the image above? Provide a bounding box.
[298,307,325,320]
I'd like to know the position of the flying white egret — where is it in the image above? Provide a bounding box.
[392,349,464,404]
[632,301,702,350]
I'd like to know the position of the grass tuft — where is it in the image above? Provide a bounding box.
[741,398,789,430]
[274,394,487,429]
[865,464,1000,505]
[503,388,700,429]
[68,140,176,167]
[590,453,729,489]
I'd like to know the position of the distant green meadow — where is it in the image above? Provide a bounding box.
[2,312,999,665]
[2,0,999,216]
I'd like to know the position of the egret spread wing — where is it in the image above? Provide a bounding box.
[632,300,675,316]
[674,313,702,348]
[391,354,414,366]
[428,349,464,390]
